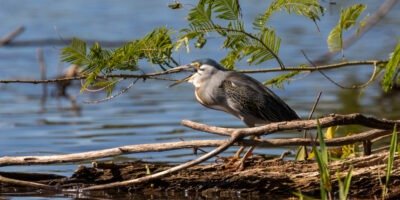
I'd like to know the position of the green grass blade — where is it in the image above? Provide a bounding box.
[385,125,398,186]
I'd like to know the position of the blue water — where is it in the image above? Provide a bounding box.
[0,0,399,198]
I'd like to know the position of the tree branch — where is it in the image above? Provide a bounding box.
[81,132,242,191]
[0,140,225,167]
[0,60,386,84]
[0,26,25,46]
[1,113,398,167]
[181,113,400,137]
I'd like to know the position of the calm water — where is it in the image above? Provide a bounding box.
[0,0,399,199]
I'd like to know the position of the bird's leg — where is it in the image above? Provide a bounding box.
[233,146,246,158]
[237,136,259,171]
[233,135,255,158]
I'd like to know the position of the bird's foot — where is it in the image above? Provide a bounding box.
[234,148,254,171]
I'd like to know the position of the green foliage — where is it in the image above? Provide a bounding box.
[213,0,241,20]
[313,120,331,200]
[61,27,175,91]
[264,71,301,88]
[337,167,353,200]
[254,0,324,29]
[60,38,88,66]
[181,0,323,71]
[61,0,327,91]
[383,125,398,197]
[327,4,366,53]
[382,41,400,92]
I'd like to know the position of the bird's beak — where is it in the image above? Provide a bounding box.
[167,64,196,87]
[165,64,195,73]
[168,74,193,87]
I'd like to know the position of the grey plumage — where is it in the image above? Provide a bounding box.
[183,58,299,127]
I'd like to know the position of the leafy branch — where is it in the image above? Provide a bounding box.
[56,0,400,93]
[327,4,366,55]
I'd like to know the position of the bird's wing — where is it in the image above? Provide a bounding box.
[221,72,299,123]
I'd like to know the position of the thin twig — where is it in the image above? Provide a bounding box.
[302,50,352,89]
[0,26,25,46]
[83,79,139,104]
[0,60,386,84]
[301,91,323,159]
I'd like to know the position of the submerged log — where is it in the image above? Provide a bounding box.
[1,151,399,199]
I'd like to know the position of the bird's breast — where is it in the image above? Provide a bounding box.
[195,87,228,112]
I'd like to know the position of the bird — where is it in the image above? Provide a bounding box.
[170,58,300,167]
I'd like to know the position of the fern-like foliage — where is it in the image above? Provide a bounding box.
[382,41,400,92]
[253,0,324,30]
[180,0,323,75]
[60,38,89,66]
[213,0,241,20]
[327,4,366,53]
[61,27,175,91]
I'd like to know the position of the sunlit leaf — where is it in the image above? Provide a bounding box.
[325,126,337,140]
[254,0,324,29]
[264,71,301,88]
[327,4,366,52]
[60,38,88,65]
[213,0,241,20]
[382,41,400,92]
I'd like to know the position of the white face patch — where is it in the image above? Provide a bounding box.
[188,73,202,87]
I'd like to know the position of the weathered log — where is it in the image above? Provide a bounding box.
[1,152,398,198]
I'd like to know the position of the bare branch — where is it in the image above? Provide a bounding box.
[0,26,25,46]
[81,132,241,191]
[1,113,397,167]
[181,113,400,137]
[0,60,385,85]
[240,60,386,74]
[0,140,225,167]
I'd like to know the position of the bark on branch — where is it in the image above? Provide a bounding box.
[181,113,400,137]
[0,114,398,167]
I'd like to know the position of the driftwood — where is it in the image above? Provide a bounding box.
[0,113,399,198]
[1,152,399,198]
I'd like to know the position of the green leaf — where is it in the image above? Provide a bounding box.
[60,38,88,65]
[295,145,307,161]
[382,41,400,92]
[337,167,353,200]
[254,0,324,29]
[327,4,366,52]
[264,71,301,88]
[243,28,281,65]
[187,1,214,28]
[313,120,331,199]
[213,0,241,20]
[386,125,397,186]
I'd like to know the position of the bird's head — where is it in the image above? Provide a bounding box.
[168,58,226,87]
